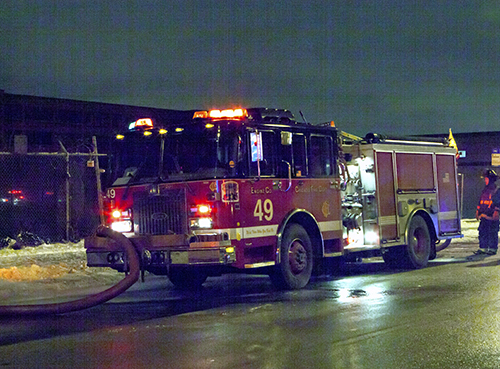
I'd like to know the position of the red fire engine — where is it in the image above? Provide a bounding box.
[85,108,461,289]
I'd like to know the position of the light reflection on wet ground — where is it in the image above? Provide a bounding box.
[2,219,500,368]
[3,254,500,368]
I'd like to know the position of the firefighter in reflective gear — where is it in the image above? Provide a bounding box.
[474,169,500,255]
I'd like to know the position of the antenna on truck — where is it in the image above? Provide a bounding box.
[299,110,308,124]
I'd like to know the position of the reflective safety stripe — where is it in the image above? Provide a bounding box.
[318,220,342,232]
[217,226,278,240]
[219,220,342,241]
[379,216,397,226]
[242,225,279,238]
[439,211,458,220]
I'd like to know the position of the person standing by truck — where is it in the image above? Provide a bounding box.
[474,169,500,255]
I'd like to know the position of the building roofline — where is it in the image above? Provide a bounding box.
[0,89,197,114]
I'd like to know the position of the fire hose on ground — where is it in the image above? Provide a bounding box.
[0,226,140,316]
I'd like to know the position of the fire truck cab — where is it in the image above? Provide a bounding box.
[85,108,461,289]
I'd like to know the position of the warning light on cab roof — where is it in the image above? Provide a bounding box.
[128,118,153,130]
[193,109,247,120]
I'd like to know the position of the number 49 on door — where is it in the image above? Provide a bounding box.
[254,199,273,221]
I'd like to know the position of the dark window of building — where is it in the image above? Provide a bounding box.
[29,131,53,146]
[26,106,53,122]
[59,110,84,125]
[5,103,24,121]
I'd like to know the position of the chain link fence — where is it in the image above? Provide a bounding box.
[0,150,106,243]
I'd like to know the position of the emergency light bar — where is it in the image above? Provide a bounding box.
[193,109,248,120]
[128,118,153,130]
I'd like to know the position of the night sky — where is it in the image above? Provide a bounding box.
[2,1,500,136]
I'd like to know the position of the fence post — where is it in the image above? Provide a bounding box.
[92,136,105,225]
[59,141,71,241]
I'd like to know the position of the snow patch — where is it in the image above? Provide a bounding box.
[0,220,482,284]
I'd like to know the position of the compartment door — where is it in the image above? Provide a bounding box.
[375,151,398,241]
[436,154,461,234]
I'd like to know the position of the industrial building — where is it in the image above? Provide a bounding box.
[0,90,496,242]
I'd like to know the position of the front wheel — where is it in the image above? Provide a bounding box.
[168,267,208,289]
[270,224,313,290]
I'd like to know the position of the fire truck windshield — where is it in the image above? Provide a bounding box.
[112,124,240,185]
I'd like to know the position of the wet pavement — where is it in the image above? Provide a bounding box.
[2,222,500,368]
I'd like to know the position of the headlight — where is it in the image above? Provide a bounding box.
[110,220,133,233]
[190,217,212,229]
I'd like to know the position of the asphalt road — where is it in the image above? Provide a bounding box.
[2,234,500,369]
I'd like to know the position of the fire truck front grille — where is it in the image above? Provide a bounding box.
[133,189,187,235]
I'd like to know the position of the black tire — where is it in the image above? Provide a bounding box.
[168,267,208,289]
[270,224,313,290]
[435,238,452,252]
[382,215,431,269]
[404,215,431,269]
[382,246,404,268]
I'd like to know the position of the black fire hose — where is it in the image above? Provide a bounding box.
[0,226,140,316]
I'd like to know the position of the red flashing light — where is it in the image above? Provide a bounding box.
[193,109,247,120]
[193,111,208,119]
[135,118,153,128]
[198,204,210,214]
[111,209,131,219]
[190,204,212,215]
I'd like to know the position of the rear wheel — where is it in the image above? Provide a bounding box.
[382,247,404,268]
[383,215,431,269]
[270,224,313,290]
[404,215,431,268]
[435,238,452,252]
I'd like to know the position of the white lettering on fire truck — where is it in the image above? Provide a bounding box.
[251,186,272,194]
[219,220,341,241]
[243,225,278,238]
[294,185,327,193]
